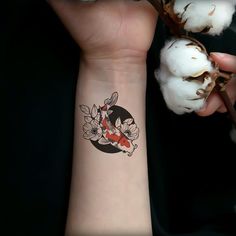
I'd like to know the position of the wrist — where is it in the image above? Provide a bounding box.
[77,51,147,118]
[80,49,147,83]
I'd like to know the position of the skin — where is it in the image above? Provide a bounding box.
[48,2,235,234]
[48,0,157,68]
[198,52,236,116]
[48,0,158,235]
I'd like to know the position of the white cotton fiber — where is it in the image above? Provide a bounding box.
[173,0,236,35]
[156,38,215,114]
[157,66,213,114]
[161,39,213,78]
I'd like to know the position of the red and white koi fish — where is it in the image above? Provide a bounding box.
[98,92,138,157]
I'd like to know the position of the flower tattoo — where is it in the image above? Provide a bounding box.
[83,120,103,141]
[80,92,139,157]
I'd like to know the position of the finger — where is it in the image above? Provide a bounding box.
[198,52,236,117]
[216,78,236,112]
[210,52,236,73]
[197,92,222,116]
[198,78,236,116]
[216,104,227,113]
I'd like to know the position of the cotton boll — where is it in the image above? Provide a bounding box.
[156,38,216,115]
[161,38,214,78]
[155,64,172,84]
[159,69,212,114]
[173,0,236,35]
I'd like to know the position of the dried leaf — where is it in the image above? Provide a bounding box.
[80,105,90,115]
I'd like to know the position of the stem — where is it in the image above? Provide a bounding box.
[147,0,182,36]
[219,71,234,82]
[215,72,236,126]
[217,89,236,127]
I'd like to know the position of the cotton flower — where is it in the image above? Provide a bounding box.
[160,38,213,79]
[83,120,103,141]
[156,37,216,114]
[167,0,236,35]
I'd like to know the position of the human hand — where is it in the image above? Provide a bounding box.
[48,0,157,67]
[197,52,236,116]
[48,3,158,236]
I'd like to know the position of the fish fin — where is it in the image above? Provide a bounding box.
[98,137,110,145]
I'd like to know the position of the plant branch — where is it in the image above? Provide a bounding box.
[147,0,182,36]
[217,87,236,127]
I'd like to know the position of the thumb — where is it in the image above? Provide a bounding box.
[210,52,236,73]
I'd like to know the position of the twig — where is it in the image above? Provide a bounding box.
[217,88,236,127]
[147,0,182,36]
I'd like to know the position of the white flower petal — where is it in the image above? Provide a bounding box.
[91,104,98,118]
[129,128,139,140]
[129,132,139,141]
[132,127,139,135]
[83,123,92,132]
[90,132,102,141]
[97,127,102,135]
[91,119,99,128]
[84,116,93,123]
[95,113,100,122]
[115,117,121,128]
[80,105,90,115]
[120,123,129,133]
[124,118,133,125]
[83,131,95,140]
[129,124,137,132]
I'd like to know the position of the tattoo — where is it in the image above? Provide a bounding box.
[80,92,139,157]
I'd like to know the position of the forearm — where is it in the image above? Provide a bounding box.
[66,57,152,236]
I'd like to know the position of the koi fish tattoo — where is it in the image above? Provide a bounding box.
[80,92,139,157]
